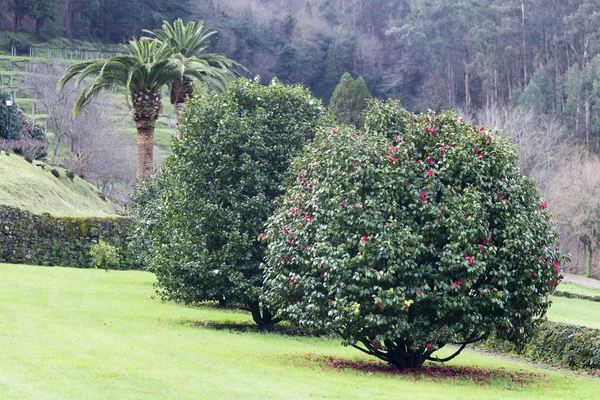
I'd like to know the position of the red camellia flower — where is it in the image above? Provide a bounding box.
[554,261,561,271]
[304,215,313,222]
[291,207,297,214]
[362,235,369,243]
[339,202,344,207]
[431,128,436,135]
[427,343,433,349]
[459,280,465,286]
[258,233,265,240]
[465,256,474,266]
[427,169,434,177]
[332,128,338,134]
[374,343,381,350]
[452,282,457,289]
[419,192,426,198]
[416,289,421,295]
[387,154,398,163]
[273,200,279,206]
[427,157,435,163]
[540,201,547,209]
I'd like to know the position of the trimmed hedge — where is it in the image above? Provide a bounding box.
[553,290,600,302]
[481,321,600,371]
[0,206,141,269]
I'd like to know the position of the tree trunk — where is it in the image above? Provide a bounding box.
[520,0,527,85]
[585,240,593,278]
[170,78,193,140]
[131,88,161,182]
[135,119,155,182]
[383,340,426,370]
[248,299,279,328]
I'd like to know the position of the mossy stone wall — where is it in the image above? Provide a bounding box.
[0,206,141,269]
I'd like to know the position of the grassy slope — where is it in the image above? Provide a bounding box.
[0,264,598,400]
[0,153,115,216]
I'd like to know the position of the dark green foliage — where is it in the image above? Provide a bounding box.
[0,206,140,269]
[264,99,566,369]
[131,77,330,326]
[329,73,371,127]
[482,321,600,371]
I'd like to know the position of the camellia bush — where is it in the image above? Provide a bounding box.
[263,99,567,369]
[131,77,330,326]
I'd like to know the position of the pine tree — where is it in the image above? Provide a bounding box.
[329,72,371,127]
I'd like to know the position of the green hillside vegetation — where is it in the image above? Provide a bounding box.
[0,153,116,216]
[0,263,598,400]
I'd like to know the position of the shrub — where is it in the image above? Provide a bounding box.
[263,100,567,369]
[89,240,119,269]
[9,134,48,162]
[481,321,600,370]
[131,78,331,326]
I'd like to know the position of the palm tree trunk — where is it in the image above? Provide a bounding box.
[170,78,194,140]
[135,119,155,182]
[131,88,161,182]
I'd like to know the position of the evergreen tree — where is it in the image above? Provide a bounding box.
[329,72,371,127]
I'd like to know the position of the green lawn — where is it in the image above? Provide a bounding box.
[0,264,598,399]
[558,281,600,297]
[0,153,115,216]
[547,295,600,329]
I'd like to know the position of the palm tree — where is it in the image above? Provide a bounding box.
[144,18,242,137]
[58,37,225,182]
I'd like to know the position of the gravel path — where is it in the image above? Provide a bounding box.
[562,273,600,289]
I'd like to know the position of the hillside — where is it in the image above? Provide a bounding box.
[0,153,116,216]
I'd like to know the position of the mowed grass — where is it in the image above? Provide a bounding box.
[0,264,599,399]
[559,281,600,297]
[0,153,115,216]
[547,295,600,329]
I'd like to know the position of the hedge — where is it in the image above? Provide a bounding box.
[0,206,141,269]
[553,290,600,302]
[480,321,600,371]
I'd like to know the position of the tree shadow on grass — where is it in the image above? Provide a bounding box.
[275,353,545,388]
[191,319,334,338]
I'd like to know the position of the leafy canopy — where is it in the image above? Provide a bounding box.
[263,99,566,369]
[58,37,232,115]
[131,78,330,325]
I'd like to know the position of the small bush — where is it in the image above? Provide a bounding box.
[50,169,59,178]
[10,134,48,162]
[89,240,119,270]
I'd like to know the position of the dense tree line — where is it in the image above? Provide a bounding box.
[2,0,600,147]
[1,0,191,41]
[195,0,600,149]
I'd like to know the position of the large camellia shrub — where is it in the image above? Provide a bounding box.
[263,99,567,369]
[131,78,330,326]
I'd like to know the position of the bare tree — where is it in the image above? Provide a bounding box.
[460,104,576,195]
[547,156,600,278]
[29,61,136,204]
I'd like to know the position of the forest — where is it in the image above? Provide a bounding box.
[2,0,599,143]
